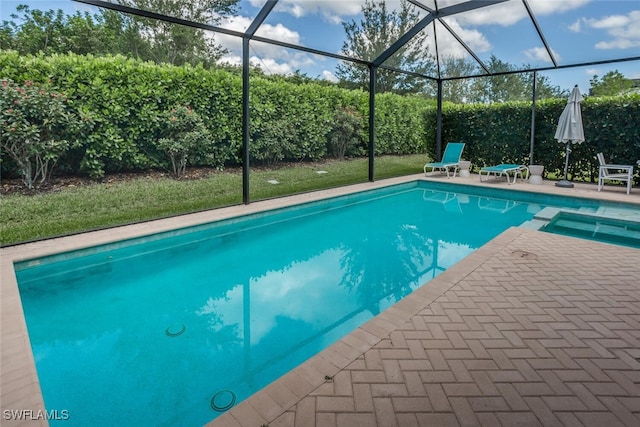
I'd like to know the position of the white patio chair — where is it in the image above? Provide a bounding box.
[597,153,634,195]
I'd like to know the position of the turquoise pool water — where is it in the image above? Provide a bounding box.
[14,181,637,426]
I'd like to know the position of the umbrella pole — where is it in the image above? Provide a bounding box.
[555,142,574,188]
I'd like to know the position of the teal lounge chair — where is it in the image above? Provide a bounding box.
[423,142,465,178]
[479,164,529,184]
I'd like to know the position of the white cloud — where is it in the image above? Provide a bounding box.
[595,39,638,50]
[200,248,359,345]
[215,15,316,76]
[219,45,318,76]
[219,53,241,67]
[454,1,526,26]
[218,55,297,76]
[427,0,588,64]
[218,15,301,45]
[429,18,491,59]
[250,0,361,23]
[569,19,581,33]
[251,57,295,75]
[322,70,338,82]
[581,10,640,50]
[254,22,302,43]
[215,16,249,52]
[452,0,589,27]
[527,0,590,16]
[524,46,561,63]
[587,14,633,30]
[259,0,359,27]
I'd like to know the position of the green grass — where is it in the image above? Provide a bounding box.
[0,155,425,245]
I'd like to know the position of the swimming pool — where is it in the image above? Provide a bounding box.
[12,180,639,426]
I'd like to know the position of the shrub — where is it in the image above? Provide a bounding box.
[329,106,364,160]
[0,78,89,188]
[157,105,215,177]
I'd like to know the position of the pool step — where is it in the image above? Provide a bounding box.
[549,216,640,247]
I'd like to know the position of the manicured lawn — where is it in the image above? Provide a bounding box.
[0,155,425,245]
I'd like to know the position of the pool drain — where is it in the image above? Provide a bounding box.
[510,250,538,260]
[210,389,236,412]
[165,323,186,337]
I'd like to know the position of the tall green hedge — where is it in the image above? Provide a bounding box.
[0,51,433,178]
[374,93,434,155]
[440,94,640,182]
[1,50,638,183]
[1,51,244,176]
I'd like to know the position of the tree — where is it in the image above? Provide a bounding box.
[521,72,566,100]
[468,56,528,103]
[589,70,635,96]
[0,79,91,188]
[328,107,364,160]
[0,1,239,67]
[439,57,477,103]
[467,55,564,103]
[157,105,215,177]
[117,0,238,67]
[0,5,148,57]
[336,0,436,95]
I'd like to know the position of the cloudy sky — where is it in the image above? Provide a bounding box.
[212,0,640,91]
[2,0,639,91]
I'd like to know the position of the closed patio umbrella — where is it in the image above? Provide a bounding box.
[554,85,585,188]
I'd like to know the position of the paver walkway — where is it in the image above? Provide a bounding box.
[211,227,640,427]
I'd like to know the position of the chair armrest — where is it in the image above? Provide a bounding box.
[603,164,633,170]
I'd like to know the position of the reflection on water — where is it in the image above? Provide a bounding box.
[17,188,535,426]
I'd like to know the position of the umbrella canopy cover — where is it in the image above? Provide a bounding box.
[554,85,585,144]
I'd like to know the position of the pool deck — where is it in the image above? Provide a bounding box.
[2,173,640,426]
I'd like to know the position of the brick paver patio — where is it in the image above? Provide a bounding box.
[211,226,640,427]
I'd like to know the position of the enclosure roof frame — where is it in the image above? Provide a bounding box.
[75,0,640,82]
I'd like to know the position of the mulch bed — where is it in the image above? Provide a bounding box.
[0,167,230,196]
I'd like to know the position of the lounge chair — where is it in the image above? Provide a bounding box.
[479,164,529,184]
[422,190,463,213]
[477,196,520,213]
[597,153,634,195]
[423,142,465,178]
